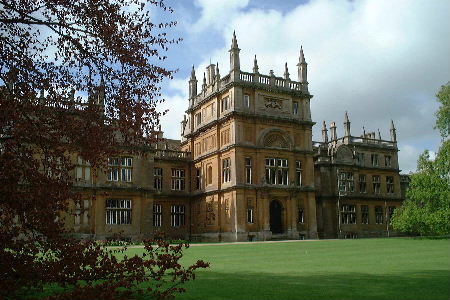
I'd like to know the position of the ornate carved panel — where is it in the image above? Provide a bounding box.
[264,97,282,109]
[263,132,290,149]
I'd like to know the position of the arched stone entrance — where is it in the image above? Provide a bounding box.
[270,200,283,233]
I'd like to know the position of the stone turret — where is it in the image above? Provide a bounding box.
[202,72,207,92]
[253,55,259,74]
[215,63,221,91]
[229,31,240,81]
[322,121,329,143]
[283,62,290,88]
[344,111,351,137]
[297,46,308,93]
[330,122,337,141]
[390,120,397,143]
[189,65,197,100]
[206,63,216,85]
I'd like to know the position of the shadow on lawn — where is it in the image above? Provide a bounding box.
[176,269,449,300]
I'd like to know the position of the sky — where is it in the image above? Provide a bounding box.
[154,0,449,174]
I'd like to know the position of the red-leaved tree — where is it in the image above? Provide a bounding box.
[0,0,208,299]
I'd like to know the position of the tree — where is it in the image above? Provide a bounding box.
[391,83,450,236]
[0,1,208,299]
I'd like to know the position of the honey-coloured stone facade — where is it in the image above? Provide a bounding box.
[65,32,406,241]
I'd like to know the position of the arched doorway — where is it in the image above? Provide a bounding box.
[270,200,283,233]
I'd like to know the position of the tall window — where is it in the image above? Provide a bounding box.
[385,155,392,167]
[293,101,299,115]
[371,154,379,166]
[153,204,162,227]
[195,112,202,126]
[339,172,354,193]
[222,158,231,183]
[171,205,185,227]
[244,95,250,108]
[221,96,230,112]
[247,207,254,223]
[76,156,91,181]
[196,168,202,190]
[171,169,185,190]
[74,200,90,226]
[207,165,213,185]
[298,208,305,223]
[107,158,119,181]
[154,167,162,190]
[265,158,289,185]
[375,206,384,224]
[386,176,394,193]
[108,157,132,182]
[356,152,365,165]
[245,157,252,184]
[120,157,133,182]
[106,199,132,225]
[372,175,381,194]
[295,161,302,186]
[361,205,369,224]
[341,204,356,224]
[359,174,367,193]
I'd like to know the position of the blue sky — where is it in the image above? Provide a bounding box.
[154,0,449,174]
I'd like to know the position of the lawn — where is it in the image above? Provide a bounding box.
[126,238,449,300]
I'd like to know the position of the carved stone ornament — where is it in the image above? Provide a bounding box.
[265,97,282,109]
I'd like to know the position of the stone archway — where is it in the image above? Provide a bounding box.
[270,200,283,234]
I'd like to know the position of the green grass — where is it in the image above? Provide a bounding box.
[126,238,449,300]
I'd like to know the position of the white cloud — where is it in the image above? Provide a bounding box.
[161,0,449,173]
[158,91,187,139]
[399,144,422,174]
[190,0,250,32]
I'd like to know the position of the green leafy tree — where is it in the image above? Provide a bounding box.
[391,84,450,236]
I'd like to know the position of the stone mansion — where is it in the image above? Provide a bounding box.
[70,33,407,241]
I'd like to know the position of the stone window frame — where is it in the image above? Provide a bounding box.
[293,101,299,115]
[375,206,384,224]
[339,171,354,193]
[265,158,289,185]
[371,154,379,166]
[107,157,133,182]
[361,205,369,224]
[106,199,132,225]
[154,167,162,190]
[359,174,367,193]
[153,204,162,227]
[171,168,185,190]
[245,157,252,184]
[243,94,250,108]
[170,205,185,227]
[372,175,381,194]
[222,157,231,183]
[341,204,356,224]
[295,160,302,186]
[386,176,394,193]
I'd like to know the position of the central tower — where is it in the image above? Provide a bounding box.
[181,32,317,241]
